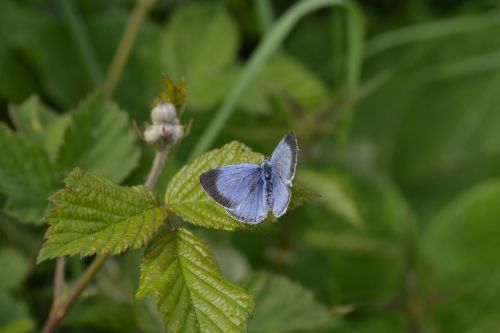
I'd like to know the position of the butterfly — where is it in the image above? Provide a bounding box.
[200,131,298,224]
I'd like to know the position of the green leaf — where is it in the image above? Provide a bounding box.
[136,228,254,333]
[56,92,140,183]
[257,53,331,112]
[0,124,58,224]
[37,168,167,262]
[0,248,29,291]
[165,141,263,230]
[241,271,331,333]
[158,4,240,111]
[423,179,500,332]
[9,96,70,162]
[298,169,364,228]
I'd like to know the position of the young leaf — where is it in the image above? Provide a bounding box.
[8,96,70,162]
[0,124,58,224]
[136,228,254,333]
[37,168,167,262]
[241,271,332,333]
[56,91,140,183]
[165,141,263,230]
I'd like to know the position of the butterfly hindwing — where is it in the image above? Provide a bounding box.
[270,131,298,184]
[271,174,292,218]
[200,163,261,209]
[226,177,268,224]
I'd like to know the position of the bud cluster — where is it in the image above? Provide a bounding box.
[144,102,184,145]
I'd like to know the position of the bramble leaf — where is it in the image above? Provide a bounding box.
[56,92,140,183]
[165,141,263,230]
[37,168,167,262]
[241,271,332,333]
[136,228,254,333]
[0,124,58,224]
[8,96,70,163]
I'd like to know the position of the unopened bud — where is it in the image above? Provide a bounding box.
[144,126,161,144]
[151,102,177,124]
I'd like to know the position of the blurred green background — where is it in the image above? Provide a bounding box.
[2,0,500,332]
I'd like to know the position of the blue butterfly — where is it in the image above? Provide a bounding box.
[200,131,298,224]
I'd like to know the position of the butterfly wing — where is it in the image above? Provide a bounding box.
[200,163,261,209]
[271,174,292,218]
[270,131,298,184]
[226,177,268,224]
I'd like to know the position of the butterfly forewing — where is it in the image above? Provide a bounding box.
[200,163,261,209]
[270,131,298,184]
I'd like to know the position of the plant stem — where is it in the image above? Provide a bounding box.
[103,0,154,98]
[145,144,171,190]
[53,258,66,304]
[42,254,107,333]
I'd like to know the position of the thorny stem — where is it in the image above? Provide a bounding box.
[103,0,154,97]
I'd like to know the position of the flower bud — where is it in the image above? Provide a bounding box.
[144,125,161,144]
[151,102,177,124]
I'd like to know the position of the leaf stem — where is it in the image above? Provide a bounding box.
[103,0,154,98]
[42,254,107,333]
[53,258,66,304]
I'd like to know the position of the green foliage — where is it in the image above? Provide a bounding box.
[3,1,500,332]
[298,169,364,228]
[241,271,332,333]
[136,228,254,333]
[8,96,69,162]
[165,141,263,230]
[37,168,167,262]
[0,124,58,224]
[423,179,500,332]
[0,293,34,333]
[56,92,140,183]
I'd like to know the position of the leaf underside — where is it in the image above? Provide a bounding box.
[37,168,167,262]
[136,228,254,333]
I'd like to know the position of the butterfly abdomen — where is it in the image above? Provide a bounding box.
[262,161,274,208]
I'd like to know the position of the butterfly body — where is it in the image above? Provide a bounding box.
[200,132,298,224]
